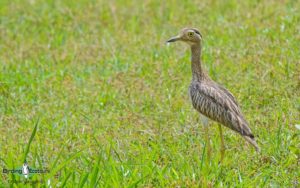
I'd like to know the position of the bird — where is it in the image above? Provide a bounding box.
[166,28,260,161]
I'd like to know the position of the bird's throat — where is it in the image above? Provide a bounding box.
[191,44,204,81]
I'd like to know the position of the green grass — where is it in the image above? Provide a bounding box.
[0,0,299,187]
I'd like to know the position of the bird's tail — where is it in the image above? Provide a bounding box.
[243,136,261,153]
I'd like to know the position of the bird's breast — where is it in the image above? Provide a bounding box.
[189,82,204,110]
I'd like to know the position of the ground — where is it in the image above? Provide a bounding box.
[0,0,299,187]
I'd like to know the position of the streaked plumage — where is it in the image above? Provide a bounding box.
[167,28,260,152]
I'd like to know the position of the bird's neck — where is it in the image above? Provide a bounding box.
[191,44,204,81]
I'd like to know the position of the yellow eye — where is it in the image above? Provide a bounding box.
[188,32,194,37]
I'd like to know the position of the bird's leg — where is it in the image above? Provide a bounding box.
[218,124,225,162]
[204,124,211,162]
[201,115,211,163]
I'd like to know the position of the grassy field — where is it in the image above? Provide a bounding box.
[0,0,299,187]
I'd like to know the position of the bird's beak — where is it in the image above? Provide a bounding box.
[166,35,181,43]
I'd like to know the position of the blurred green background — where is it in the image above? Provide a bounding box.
[0,0,299,187]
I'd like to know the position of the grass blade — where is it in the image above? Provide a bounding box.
[61,172,72,187]
[90,155,101,188]
[46,150,83,180]
[22,118,39,163]
[78,172,89,188]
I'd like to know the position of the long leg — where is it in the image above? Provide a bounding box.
[201,115,211,162]
[218,124,225,162]
[204,124,211,162]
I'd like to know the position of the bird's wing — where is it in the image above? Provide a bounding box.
[214,83,251,126]
[190,82,253,137]
[215,83,240,107]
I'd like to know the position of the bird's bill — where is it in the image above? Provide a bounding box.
[166,36,181,43]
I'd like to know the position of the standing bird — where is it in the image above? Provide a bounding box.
[167,28,260,161]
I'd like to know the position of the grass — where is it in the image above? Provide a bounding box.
[0,0,299,187]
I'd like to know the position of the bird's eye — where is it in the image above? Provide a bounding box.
[188,32,194,37]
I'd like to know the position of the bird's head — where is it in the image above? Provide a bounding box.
[166,28,202,46]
